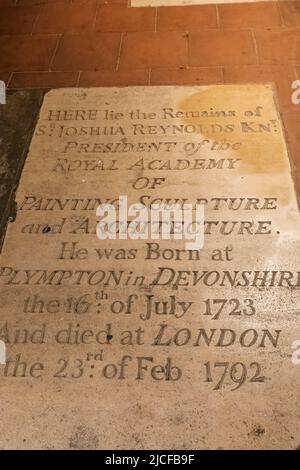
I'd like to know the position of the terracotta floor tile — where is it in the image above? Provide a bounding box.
[255,29,300,64]
[223,64,298,111]
[52,33,121,71]
[0,0,20,5]
[79,68,149,86]
[9,71,79,88]
[0,35,59,71]
[218,2,281,28]
[33,0,97,34]
[278,1,300,28]
[157,5,217,31]
[189,30,257,67]
[95,5,155,32]
[17,0,72,4]
[282,111,300,171]
[150,66,222,85]
[120,31,187,68]
[97,0,128,4]
[0,5,41,35]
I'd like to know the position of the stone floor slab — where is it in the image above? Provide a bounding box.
[0,85,299,449]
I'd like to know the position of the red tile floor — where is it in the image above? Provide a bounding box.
[0,0,300,191]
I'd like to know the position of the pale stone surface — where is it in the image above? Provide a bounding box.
[0,85,299,450]
[131,0,274,7]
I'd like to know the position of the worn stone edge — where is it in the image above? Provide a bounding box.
[0,89,46,252]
